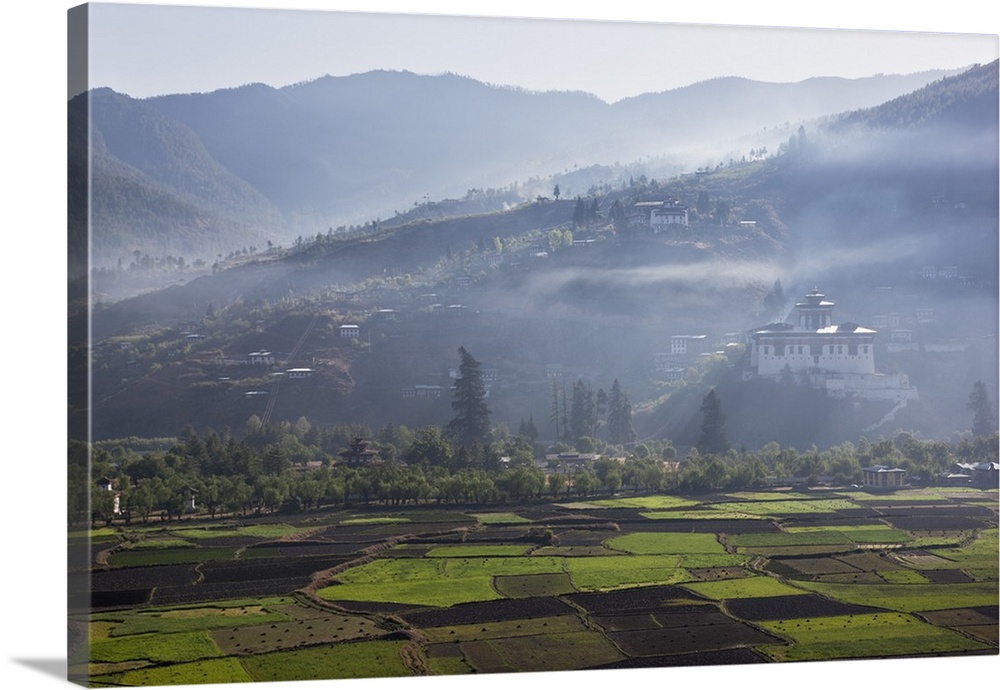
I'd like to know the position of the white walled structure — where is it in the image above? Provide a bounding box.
[751,289,875,377]
[749,288,916,403]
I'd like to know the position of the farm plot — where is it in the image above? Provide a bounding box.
[565,585,705,614]
[199,554,353,584]
[783,523,913,543]
[532,545,621,556]
[420,614,587,644]
[88,629,222,666]
[683,576,806,601]
[724,531,853,551]
[106,545,243,567]
[91,598,295,637]
[547,528,623,547]
[636,516,780,534]
[923,528,999,579]
[606,531,727,555]
[792,580,1000,613]
[920,606,999,644]
[607,620,782,657]
[210,611,383,655]
[91,563,197,595]
[765,556,863,580]
[724,593,885,621]
[90,656,252,686]
[424,544,533,557]
[319,555,569,607]
[564,554,687,591]
[686,566,752,581]
[150,576,311,606]
[593,648,768,668]
[469,512,533,524]
[458,629,625,673]
[589,496,702,510]
[400,596,577,628]
[707,499,860,516]
[239,639,414,681]
[756,612,993,661]
[493,572,575,598]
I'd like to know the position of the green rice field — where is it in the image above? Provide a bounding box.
[79,487,998,685]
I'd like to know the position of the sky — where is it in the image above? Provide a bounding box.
[2,2,999,690]
[78,1,999,102]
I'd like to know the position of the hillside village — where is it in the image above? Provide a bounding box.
[88,187,996,455]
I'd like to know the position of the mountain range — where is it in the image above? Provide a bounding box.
[70,66,974,269]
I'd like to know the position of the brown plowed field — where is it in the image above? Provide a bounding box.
[724,593,884,621]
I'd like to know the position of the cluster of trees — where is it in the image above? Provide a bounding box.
[548,378,635,448]
[572,196,601,228]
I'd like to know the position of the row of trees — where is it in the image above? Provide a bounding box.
[75,413,998,528]
[75,350,996,527]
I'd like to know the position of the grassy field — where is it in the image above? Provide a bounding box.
[564,554,686,590]
[683,575,806,600]
[469,512,533,524]
[606,531,728,555]
[792,580,1000,612]
[92,598,296,636]
[588,495,702,510]
[707,499,860,515]
[756,612,993,661]
[90,656,253,686]
[425,544,533,557]
[240,640,414,681]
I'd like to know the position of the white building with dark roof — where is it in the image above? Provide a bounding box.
[750,288,917,402]
[751,289,876,377]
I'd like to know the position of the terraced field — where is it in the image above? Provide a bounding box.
[73,487,998,685]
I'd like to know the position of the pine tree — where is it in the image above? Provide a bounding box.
[569,379,597,443]
[697,389,730,455]
[448,347,491,446]
[525,415,539,444]
[550,381,562,441]
[606,379,635,446]
[968,380,996,438]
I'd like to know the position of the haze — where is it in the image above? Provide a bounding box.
[81,1,998,102]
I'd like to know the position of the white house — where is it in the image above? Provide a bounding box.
[340,324,361,339]
[649,204,689,230]
[862,465,906,488]
[249,351,275,366]
[670,335,708,356]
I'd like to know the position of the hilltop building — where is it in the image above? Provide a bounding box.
[749,288,917,402]
[629,199,689,231]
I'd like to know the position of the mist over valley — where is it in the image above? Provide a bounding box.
[72,61,999,458]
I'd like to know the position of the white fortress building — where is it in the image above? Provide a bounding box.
[749,288,917,403]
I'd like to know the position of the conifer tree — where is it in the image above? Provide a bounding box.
[697,389,730,455]
[606,379,635,446]
[968,380,996,438]
[448,347,491,446]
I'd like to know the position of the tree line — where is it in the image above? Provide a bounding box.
[73,348,997,527]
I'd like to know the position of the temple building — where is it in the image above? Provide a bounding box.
[750,288,876,377]
[749,288,917,402]
[338,437,380,467]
